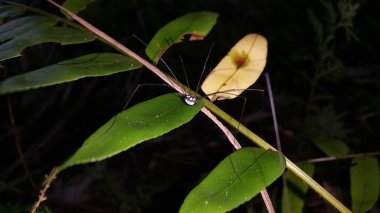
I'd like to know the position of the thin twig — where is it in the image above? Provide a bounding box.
[201,108,241,149]
[265,72,286,213]
[2,60,38,191]
[260,190,275,213]
[7,96,38,191]
[42,2,352,212]
[202,108,274,212]
[304,152,380,163]
[30,167,57,213]
[265,73,282,152]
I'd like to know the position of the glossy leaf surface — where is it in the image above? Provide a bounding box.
[59,93,203,172]
[0,53,141,95]
[0,26,95,61]
[146,11,218,63]
[180,147,285,213]
[0,16,57,41]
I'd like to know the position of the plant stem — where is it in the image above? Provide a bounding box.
[202,99,352,213]
[44,1,352,212]
[304,152,380,163]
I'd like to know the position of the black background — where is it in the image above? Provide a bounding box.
[1,0,379,212]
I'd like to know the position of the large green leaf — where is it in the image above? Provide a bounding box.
[0,5,24,19]
[146,11,218,63]
[180,148,286,213]
[282,162,315,213]
[0,26,95,61]
[0,53,141,95]
[351,156,379,213]
[58,93,203,172]
[0,16,57,41]
[62,0,97,14]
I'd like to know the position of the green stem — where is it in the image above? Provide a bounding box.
[202,99,351,213]
[40,1,351,212]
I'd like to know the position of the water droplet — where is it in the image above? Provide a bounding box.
[204,201,208,205]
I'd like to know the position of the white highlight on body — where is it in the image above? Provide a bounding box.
[183,94,198,106]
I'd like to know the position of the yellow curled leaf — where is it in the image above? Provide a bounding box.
[201,33,268,100]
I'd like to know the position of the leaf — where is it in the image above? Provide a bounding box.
[62,0,97,14]
[0,53,141,95]
[201,34,268,100]
[282,162,315,213]
[0,16,57,41]
[314,139,350,156]
[0,5,24,19]
[180,148,285,213]
[58,93,203,172]
[146,11,218,63]
[351,156,379,213]
[0,26,95,61]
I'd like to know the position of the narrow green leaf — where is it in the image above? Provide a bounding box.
[0,16,57,41]
[62,0,97,14]
[0,5,24,19]
[351,156,379,213]
[146,11,218,63]
[0,26,95,61]
[313,139,350,156]
[59,93,203,172]
[180,148,286,213]
[282,162,315,213]
[0,53,142,95]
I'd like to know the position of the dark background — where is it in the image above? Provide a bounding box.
[1,0,379,212]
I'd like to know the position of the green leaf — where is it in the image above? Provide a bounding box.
[58,93,203,172]
[0,16,57,41]
[282,162,315,213]
[0,53,142,95]
[146,11,218,63]
[180,148,286,213]
[0,26,95,61]
[62,0,97,14]
[351,156,379,213]
[0,5,24,19]
[314,139,350,156]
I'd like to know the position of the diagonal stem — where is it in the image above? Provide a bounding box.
[201,108,274,212]
[44,1,352,212]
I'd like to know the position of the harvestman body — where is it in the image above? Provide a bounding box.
[183,94,198,106]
